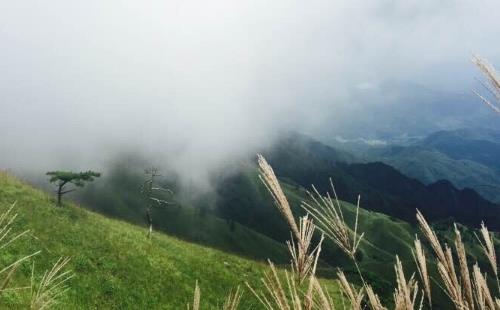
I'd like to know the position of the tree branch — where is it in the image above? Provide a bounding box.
[60,189,77,195]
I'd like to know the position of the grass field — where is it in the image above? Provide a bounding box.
[0,172,342,309]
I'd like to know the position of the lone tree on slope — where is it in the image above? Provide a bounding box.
[46,170,101,206]
[141,167,172,239]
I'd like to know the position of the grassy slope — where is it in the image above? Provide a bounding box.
[78,162,290,264]
[0,172,341,309]
[78,164,412,296]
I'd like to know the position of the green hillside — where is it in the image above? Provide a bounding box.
[3,163,496,308]
[77,160,290,264]
[0,172,342,309]
[77,159,417,281]
[75,159,498,303]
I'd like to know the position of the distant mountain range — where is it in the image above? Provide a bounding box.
[77,131,500,239]
[318,81,500,145]
[263,132,500,230]
[366,128,500,203]
[70,131,499,301]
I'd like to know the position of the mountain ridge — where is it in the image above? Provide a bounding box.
[264,132,500,230]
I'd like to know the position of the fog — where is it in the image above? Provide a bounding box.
[1,0,500,188]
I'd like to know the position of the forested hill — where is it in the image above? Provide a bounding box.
[263,132,500,230]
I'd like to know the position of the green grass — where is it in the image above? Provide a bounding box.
[0,172,341,309]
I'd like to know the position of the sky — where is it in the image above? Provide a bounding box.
[1,0,500,188]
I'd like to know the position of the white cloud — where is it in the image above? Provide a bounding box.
[1,0,499,186]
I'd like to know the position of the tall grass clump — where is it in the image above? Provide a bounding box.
[249,155,499,310]
[0,202,72,309]
[302,180,365,284]
[258,154,324,284]
[243,155,333,309]
[0,203,39,296]
[30,257,73,310]
[187,281,243,310]
[473,55,500,114]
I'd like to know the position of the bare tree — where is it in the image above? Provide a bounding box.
[141,167,172,239]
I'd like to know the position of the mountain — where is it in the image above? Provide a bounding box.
[75,154,420,291]
[71,160,448,301]
[318,81,500,146]
[421,129,500,169]
[263,133,500,230]
[4,134,497,306]
[69,135,498,294]
[366,128,500,203]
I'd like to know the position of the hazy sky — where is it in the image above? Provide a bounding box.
[1,0,500,186]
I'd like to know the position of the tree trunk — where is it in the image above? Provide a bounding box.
[57,184,63,206]
[146,207,153,239]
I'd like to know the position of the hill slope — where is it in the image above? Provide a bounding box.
[0,172,340,308]
[77,159,290,264]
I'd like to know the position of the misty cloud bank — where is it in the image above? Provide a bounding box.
[1,0,500,188]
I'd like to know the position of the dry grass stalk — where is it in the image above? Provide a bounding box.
[303,237,327,310]
[288,216,323,283]
[472,55,500,114]
[0,203,30,251]
[474,222,498,293]
[222,286,242,310]
[337,270,363,310]
[258,155,324,283]
[309,277,335,310]
[246,261,297,310]
[247,260,336,310]
[454,225,475,310]
[473,56,500,93]
[302,180,364,261]
[393,256,420,310]
[257,154,300,239]
[187,280,201,310]
[472,264,496,310]
[366,285,387,310]
[417,210,500,309]
[302,181,365,286]
[255,156,336,309]
[30,257,73,310]
[412,236,431,308]
[0,202,42,298]
[416,210,447,266]
[437,245,464,308]
[416,210,468,308]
